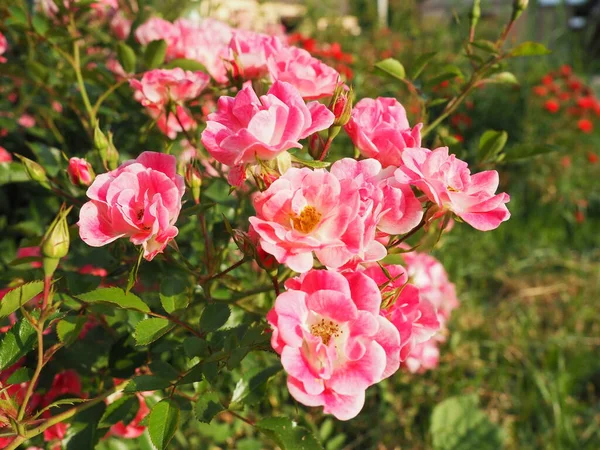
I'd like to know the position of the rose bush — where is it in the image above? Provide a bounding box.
[0,0,554,449]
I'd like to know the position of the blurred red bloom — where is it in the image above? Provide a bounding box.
[541,74,553,86]
[532,85,548,96]
[560,156,571,168]
[577,119,593,133]
[560,65,572,77]
[577,96,595,109]
[544,99,560,113]
[587,152,598,164]
[567,79,582,91]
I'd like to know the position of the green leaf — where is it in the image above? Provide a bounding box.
[410,51,437,79]
[374,58,406,80]
[76,287,150,313]
[290,155,332,169]
[430,395,504,450]
[428,98,450,108]
[6,367,32,384]
[145,39,167,69]
[117,42,136,73]
[503,143,561,162]
[510,41,551,57]
[64,402,106,450]
[426,64,464,87]
[57,316,86,346]
[8,6,27,26]
[134,318,174,346]
[194,392,224,423]
[199,303,230,333]
[470,39,498,54]
[0,317,37,370]
[99,394,139,428]
[26,143,62,176]
[160,274,190,314]
[124,375,172,393]
[183,336,209,359]
[0,163,29,185]
[478,130,508,163]
[486,72,519,85]
[32,15,50,36]
[257,417,323,450]
[0,281,44,319]
[165,58,208,72]
[148,399,180,450]
[230,365,281,407]
[109,338,148,378]
[148,361,180,380]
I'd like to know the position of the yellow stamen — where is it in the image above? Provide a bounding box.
[291,206,322,234]
[310,319,341,346]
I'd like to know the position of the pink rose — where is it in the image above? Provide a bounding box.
[330,158,423,236]
[402,250,459,321]
[147,105,196,140]
[108,392,150,438]
[0,146,12,163]
[135,17,180,59]
[362,264,440,361]
[175,18,232,83]
[51,101,63,113]
[249,167,366,273]
[110,11,132,40]
[130,68,210,108]
[67,157,95,187]
[17,246,42,268]
[42,371,84,442]
[78,151,185,261]
[0,32,7,63]
[345,97,422,167]
[267,46,340,100]
[201,81,334,168]
[267,269,401,420]
[18,114,36,128]
[79,264,108,277]
[404,339,440,373]
[395,147,511,231]
[106,58,130,79]
[227,30,284,79]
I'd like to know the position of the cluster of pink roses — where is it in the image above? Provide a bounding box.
[45,11,513,423]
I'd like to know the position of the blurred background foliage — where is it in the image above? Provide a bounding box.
[1,0,599,449]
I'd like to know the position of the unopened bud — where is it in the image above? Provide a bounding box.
[185,163,202,204]
[329,84,353,127]
[94,124,109,152]
[67,157,95,187]
[231,229,257,259]
[512,0,528,21]
[308,133,325,160]
[15,154,49,186]
[469,0,481,29]
[41,204,73,278]
[106,132,120,171]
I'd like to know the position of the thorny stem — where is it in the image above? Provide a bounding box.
[6,380,129,450]
[16,316,46,422]
[205,258,250,281]
[227,410,256,426]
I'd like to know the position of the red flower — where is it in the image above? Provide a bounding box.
[560,156,571,168]
[577,96,595,109]
[541,74,553,86]
[544,99,560,114]
[575,210,584,223]
[454,134,464,142]
[567,79,582,91]
[587,152,598,164]
[560,65,572,77]
[577,119,593,133]
[558,92,571,101]
[532,85,548,97]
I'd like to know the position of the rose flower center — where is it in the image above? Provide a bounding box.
[292,206,322,234]
[310,318,341,346]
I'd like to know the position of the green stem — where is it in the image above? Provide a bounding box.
[91,79,128,121]
[69,16,95,127]
[6,381,129,450]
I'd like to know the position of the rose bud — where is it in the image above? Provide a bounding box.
[184,163,202,204]
[15,154,49,187]
[42,204,73,278]
[67,157,95,187]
